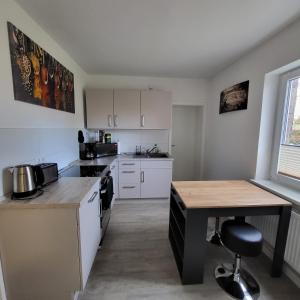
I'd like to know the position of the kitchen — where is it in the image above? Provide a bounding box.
[0,1,300,300]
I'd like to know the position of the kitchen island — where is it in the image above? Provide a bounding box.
[169,180,292,284]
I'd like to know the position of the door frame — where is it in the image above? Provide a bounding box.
[170,104,206,180]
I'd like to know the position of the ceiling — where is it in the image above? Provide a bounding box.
[15,0,300,78]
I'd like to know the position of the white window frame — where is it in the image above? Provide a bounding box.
[270,68,300,191]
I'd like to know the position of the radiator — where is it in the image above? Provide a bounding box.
[251,211,300,274]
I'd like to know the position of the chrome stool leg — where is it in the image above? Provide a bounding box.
[210,217,222,246]
[215,254,260,300]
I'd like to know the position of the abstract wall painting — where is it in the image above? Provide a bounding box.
[219,80,249,114]
[7,22,75,113]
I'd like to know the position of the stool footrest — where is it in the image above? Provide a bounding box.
[215,263,260,300]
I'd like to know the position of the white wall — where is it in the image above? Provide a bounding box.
[204,18,300,180]
[0,0,87,129]
[0,128,80,195]
[0,0,88,197]
[0,0,88,297]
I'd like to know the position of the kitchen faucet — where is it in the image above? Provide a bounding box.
[146,144,159,154]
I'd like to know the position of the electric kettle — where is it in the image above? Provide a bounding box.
[10,164,44,199]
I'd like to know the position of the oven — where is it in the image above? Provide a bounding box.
[100,170,113,238]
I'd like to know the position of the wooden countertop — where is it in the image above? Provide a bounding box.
[172,180,292,209]
[0,177,100,209]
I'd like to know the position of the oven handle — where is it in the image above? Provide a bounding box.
[88,191,98,203]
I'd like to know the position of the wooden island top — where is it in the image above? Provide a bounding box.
[172,180,291,209]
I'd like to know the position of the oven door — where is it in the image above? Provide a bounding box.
[100,175,113,241]
[100,175,114,210]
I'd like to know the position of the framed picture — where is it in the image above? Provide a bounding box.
[7,22,75,113]
[219,80,249,114]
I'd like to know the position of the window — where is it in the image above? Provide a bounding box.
[272,69,300,185]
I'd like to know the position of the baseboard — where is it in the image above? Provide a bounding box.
[263,241,300,288]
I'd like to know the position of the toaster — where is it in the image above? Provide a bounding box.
[37,163,58,186]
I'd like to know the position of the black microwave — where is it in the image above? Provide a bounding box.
[79,142,118,160]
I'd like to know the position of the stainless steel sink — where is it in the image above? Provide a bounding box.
[146,153,169,158]
[121,152,169,158]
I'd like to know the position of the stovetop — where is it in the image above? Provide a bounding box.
[60,165,108,178]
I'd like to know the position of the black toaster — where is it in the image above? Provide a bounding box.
[36,163,58,186]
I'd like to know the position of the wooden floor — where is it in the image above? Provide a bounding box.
[78,199,299,300]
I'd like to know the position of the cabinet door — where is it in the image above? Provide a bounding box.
[141,90,172,129]
[113,89,141,129]
[78,187,101,288]
[141,168,172,198]
[86,89,114,129]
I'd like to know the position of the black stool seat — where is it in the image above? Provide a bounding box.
[221,220,263,257]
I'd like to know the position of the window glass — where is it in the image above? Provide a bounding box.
[278,77,300,180]
[283,77,300,145]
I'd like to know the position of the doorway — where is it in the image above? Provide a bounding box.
[171,105,203,181]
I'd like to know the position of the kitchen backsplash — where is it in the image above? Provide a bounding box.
[0,128,79,197]
[86,129,170,153]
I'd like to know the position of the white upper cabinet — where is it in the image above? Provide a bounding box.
[141,90,172,129]
[113,89,141,129]
[85,89,172,129]
[86,89,114,129]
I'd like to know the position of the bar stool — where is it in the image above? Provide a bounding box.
[215,219,263,300]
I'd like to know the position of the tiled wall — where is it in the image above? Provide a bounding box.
[86,129,170,154]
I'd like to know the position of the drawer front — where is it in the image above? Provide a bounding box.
[119,160,140,169]
[119,169,140,183]
[141,160,172,169]
[119,184,140,198]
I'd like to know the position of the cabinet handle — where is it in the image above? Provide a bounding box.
[108,115,112,127]
[141,114,145,127]
[122,170,135,174]
[121,163,135,166]
[141,171,144,183]
[122,186,136,189]
[114,115,118,127]
[88,191,98,203]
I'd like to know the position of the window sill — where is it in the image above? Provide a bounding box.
[250,179,300,211]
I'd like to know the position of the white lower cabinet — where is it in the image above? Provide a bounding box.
[0,181,101,300]
[141,168,172,198]
[78,188,101,288]
[141,161,172,198]
[118,159,173,199]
